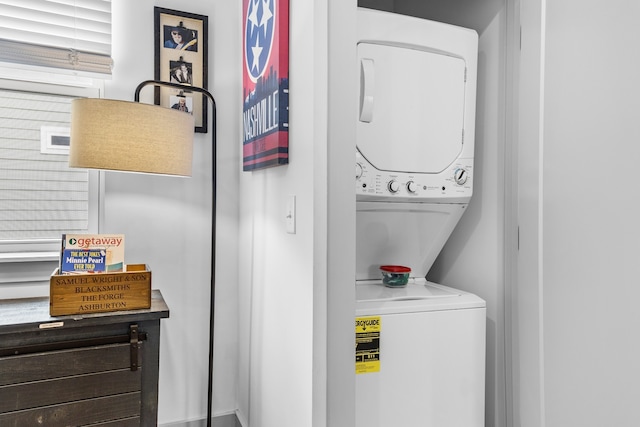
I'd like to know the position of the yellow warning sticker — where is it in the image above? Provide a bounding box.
[355,316,381,374]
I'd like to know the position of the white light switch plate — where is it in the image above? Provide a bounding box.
[286,195,296,234]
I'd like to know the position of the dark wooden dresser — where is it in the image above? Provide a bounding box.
[0,289,169,426]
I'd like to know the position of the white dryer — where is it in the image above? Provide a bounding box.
[354,8,486,427]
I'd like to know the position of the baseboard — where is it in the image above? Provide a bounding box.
[160,412,242,427]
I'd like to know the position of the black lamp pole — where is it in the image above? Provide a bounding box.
[134,80,217,427]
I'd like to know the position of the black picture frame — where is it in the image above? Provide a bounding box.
[154,7,208,133]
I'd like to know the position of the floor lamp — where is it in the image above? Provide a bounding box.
[69,80,218,426]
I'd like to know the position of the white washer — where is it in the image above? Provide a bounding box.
[355,280,486,427]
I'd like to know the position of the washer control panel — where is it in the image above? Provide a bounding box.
[356,150,473,202]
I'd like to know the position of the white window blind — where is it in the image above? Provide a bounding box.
[0,88,92,242]
[0,0,112,75]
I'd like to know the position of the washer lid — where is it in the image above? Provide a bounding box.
[356,280,485,315]
[357,42,467,174]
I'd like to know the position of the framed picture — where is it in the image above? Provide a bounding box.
[154,7,208,133]
[242,0,289,171]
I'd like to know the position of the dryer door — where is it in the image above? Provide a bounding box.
[357,42,467,174]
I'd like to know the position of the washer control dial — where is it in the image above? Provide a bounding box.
[356,163,363,179]
[454,168,468,185]
[406,181,418,193]
[387,180,400,193]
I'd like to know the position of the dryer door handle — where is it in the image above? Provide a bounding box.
[360,58,375,123]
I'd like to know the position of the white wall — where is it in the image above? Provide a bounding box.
[324,2,359,425]
[237,0,357,425]
[543,4,640,421]
[105,0,240,424]
[517,1,640,426]
[513,0,545,424]
[426,7,509,427]
[235,0,317,423]
[236,1,319,422]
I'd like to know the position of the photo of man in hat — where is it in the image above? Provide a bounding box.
[170,95,192,113]
[163,25,198,51]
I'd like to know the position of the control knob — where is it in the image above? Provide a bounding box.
[387,180,400,193]
[356,163,363,179]
[454,168,468,185]
[406,181,418,193]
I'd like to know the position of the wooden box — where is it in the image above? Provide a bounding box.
[50,264,151,316]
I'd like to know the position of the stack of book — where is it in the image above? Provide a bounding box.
[59,234,125,274]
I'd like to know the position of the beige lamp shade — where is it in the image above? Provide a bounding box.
[69,98,195,176]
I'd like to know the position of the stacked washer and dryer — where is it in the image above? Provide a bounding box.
[354,8,486,427]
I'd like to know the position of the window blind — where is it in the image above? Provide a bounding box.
[0,0,112,75]
[0,88,90,240]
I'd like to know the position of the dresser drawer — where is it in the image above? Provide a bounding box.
[0,290,168,427]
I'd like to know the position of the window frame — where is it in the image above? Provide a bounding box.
[0,75,104,264]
